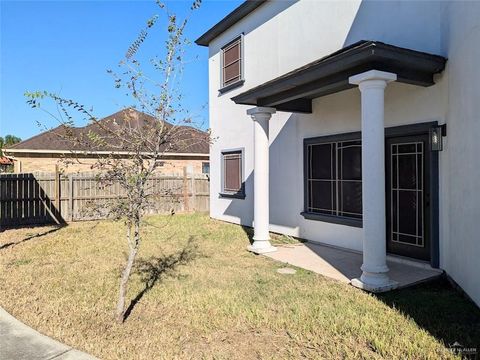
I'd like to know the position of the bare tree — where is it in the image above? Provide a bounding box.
[25,0,206,323]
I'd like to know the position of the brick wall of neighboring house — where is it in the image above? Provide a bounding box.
[11,154,209,175]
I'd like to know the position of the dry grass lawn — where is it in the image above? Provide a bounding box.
[0,214,477,359]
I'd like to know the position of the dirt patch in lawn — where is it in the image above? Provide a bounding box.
[0,214,474,359]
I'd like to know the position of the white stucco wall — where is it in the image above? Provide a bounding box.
[207,0,479,305]
[439,1,480,306]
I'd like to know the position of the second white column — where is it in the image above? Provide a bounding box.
[349,70,398,292]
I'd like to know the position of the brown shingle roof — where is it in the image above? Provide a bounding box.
[7,109,209,154]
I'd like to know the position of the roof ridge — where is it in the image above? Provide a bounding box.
[81,108,178,131]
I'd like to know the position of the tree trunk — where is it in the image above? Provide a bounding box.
[116,224,139,323]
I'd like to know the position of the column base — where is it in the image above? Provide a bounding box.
[247,240,277,254]
[351,272,398,293]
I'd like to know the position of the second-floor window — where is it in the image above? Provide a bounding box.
[221,36,243,89]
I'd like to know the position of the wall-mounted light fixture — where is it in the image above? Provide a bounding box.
[429,124,446,151]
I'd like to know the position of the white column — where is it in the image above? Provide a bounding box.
[246,106,277,254]
[349,70,398,292]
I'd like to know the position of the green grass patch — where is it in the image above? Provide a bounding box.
[0,214,477,359]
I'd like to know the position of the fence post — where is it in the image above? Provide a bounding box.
[191,174,196,212]
[68,175,74,221]
[183,166,189,212]
[54,164,60,213]
[12,174,18,222]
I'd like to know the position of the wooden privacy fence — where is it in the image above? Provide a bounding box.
[0,170,209,228]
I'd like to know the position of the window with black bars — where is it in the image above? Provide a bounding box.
[306,140,362,219]
[391,142,424,246]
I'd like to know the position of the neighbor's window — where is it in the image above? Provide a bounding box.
[304,135,362,223]
[221,149,244,198]
[202,162,210,174]
[221,36,243,89]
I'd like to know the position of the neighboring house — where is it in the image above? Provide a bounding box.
[196,0,480,305]
[3,108,210,175]
[0,156,14,172]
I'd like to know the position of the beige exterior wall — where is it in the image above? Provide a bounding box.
[10,153,208,175]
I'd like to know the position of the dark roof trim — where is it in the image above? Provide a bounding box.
[232,40,447,113]
[195,0,266,47]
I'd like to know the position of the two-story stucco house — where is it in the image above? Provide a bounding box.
[196,0,480,305]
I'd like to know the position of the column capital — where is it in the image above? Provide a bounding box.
[246,106,276,119]
[348,70,397,86]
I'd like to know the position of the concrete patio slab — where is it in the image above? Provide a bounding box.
[266,242,443,289]
[0,307,97,360]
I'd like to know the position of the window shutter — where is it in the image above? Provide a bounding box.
[224,61,241,85]
[222,38,242,87]
[224,153,241,192]
[224,42,240,65]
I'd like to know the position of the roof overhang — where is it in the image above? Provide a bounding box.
[232,41,447,113]
[195,0,266,47]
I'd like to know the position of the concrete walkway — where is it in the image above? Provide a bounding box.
[0,307,97,360]
[266,242,443,289]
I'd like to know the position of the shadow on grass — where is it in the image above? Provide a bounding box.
[239,225,306,246]
[123,236,199,321]
[240,225,255,245]
[0,225,65,250]
[376,277,480,355]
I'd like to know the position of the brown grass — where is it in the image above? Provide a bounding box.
[0,214,463,359]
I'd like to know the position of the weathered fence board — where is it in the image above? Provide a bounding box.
[0,170,209,227]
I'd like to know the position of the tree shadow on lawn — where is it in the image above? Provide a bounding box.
[0,225,65,250]
[375,277,480,355]
[123,236,200,322]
